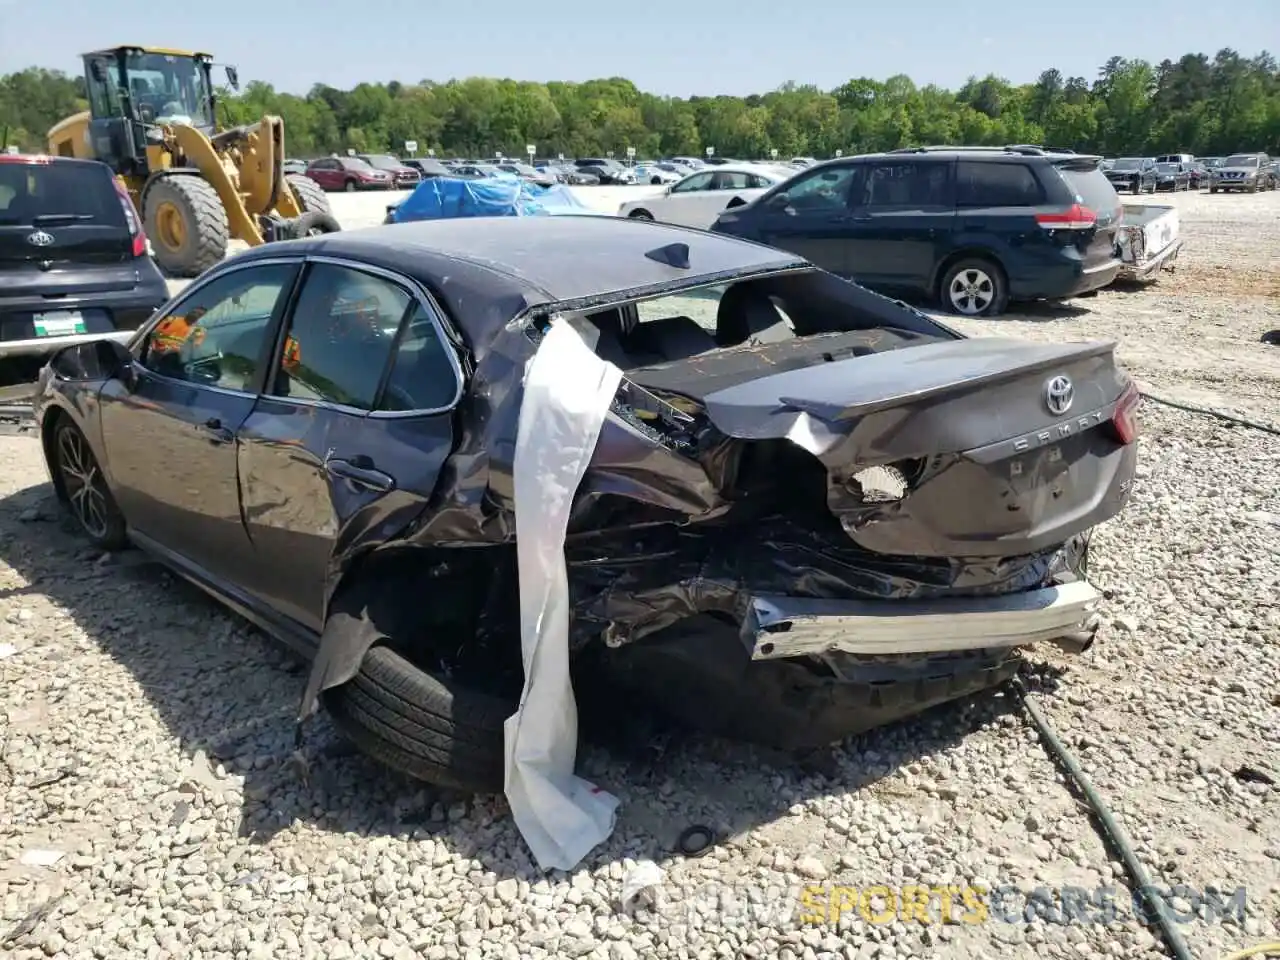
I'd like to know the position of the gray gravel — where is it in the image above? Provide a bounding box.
[4,192,1279,960]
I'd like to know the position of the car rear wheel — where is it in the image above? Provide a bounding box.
[344,179,357,193]
[323,645,509,793]
[941,258,1008,317]
[49,417,128,551]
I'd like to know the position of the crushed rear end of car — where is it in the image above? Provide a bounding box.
[545,270,1140,750]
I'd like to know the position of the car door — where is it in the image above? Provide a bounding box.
[235,258,463,632]
[655,171,715,226]
[97,259,301,585]
[747,163,863,274]
[843,159,954,292]
[307,160,336,190]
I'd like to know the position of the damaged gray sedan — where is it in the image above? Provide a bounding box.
[31,216,1140,793]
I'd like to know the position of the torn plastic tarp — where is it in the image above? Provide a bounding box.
[389,177,609,223]
[504,316,622,871]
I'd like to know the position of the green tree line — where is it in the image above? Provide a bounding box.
[3,50,1278,160]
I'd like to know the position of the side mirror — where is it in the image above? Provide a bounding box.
[225,65,240,91]
[49,338,136,386]
[89,60,110,83]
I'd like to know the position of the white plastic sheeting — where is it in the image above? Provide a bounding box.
[503,316,622,872]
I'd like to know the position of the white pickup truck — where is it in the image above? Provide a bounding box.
[1115,203,1183,281]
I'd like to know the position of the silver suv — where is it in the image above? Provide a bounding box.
[1209,153,1275,193]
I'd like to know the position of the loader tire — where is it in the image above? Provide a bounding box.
[323,646,509,794]
[286,173,333,217]
[290,211,342,238]
[144,176,229,278]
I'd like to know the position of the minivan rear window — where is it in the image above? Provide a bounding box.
[0,161,124,226]
[1056,166,1121,217]
[955,162,1044,207]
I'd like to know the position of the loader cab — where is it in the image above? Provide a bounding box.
[82,47,219,178]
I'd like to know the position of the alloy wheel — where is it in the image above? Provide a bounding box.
[948,269,995,315]
[57,427,110,540]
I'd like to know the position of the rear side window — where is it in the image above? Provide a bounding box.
[857,162,950,208]
[0,162,125,226]
[955,162,1044,207]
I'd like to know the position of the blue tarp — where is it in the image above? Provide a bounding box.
[389,177,606,223]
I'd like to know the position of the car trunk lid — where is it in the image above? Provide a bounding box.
[629,334,1139,559]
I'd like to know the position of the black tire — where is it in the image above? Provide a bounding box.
[651,176,663,185]
[290,210,342,238]
[323,646,508,793]
[939,257,1009,317]
[1210,186,1218,194]
[46,415,128,551]
[142,176,229,278]
[344,179,357,193]
[628,209,654,221]
[286,173,333,216]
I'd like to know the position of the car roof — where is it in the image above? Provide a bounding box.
[229,216,806,348]
[0,153,109,170]
[680,163,783,177]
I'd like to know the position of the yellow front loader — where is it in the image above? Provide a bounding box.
[47,46,338,277]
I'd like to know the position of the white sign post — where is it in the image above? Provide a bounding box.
[706,146,715,158]
[346,148,355,156]
[558,153,565,161]
[770,148,778,160]
[404,140,418,156]
[626,146,635,160]
[526,144,536,159]
[427,148,436,157]
[835,149,844,158]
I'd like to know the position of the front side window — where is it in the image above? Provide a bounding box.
[671,172,714,193]
[273,264,410,410]
[778,164,859,209]
[140,263,297,391]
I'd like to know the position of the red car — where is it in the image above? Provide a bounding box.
[305,157,394,192]
[357,154,422,190]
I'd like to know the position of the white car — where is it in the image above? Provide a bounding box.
[616,164,792,228]
[633,162,685,185]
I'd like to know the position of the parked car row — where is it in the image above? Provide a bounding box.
[1100,152,1275,194]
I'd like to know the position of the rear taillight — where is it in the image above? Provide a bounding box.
[1110,383,1142,445]
[1035,203,1097,230]
[111,177,147,257]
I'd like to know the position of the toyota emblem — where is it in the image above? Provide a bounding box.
[1044,375,1074,416]
[26,230,55,247]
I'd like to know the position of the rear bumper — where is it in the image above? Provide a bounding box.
[743,580,1103,659]
[1010,258,1121,301]
[1118,237,1183,280]
[0,283,165,360]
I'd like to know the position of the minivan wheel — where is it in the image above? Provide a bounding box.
[941,259,1008,317]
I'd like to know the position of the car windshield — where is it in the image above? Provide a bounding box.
[1224,155,1259,168]
[343,158,374,171]
[1156,163,1179,173]
[363,155,400,170]
[121,52,213,127]
[1111,159,1141,171]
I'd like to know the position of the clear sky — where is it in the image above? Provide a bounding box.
[2,0,1276,97]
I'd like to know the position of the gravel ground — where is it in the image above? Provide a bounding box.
[4,188,1279,960]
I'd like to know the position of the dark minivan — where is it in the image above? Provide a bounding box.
[1,154,168,381]
[710,147,1122,317]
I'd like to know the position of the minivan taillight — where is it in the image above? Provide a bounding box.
[1035,203,1097,230]
[111,177,147,257]
[1110,383,1142,445]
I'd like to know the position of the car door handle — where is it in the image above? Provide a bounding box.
[325,455,396,492]
[198,417,234,445]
